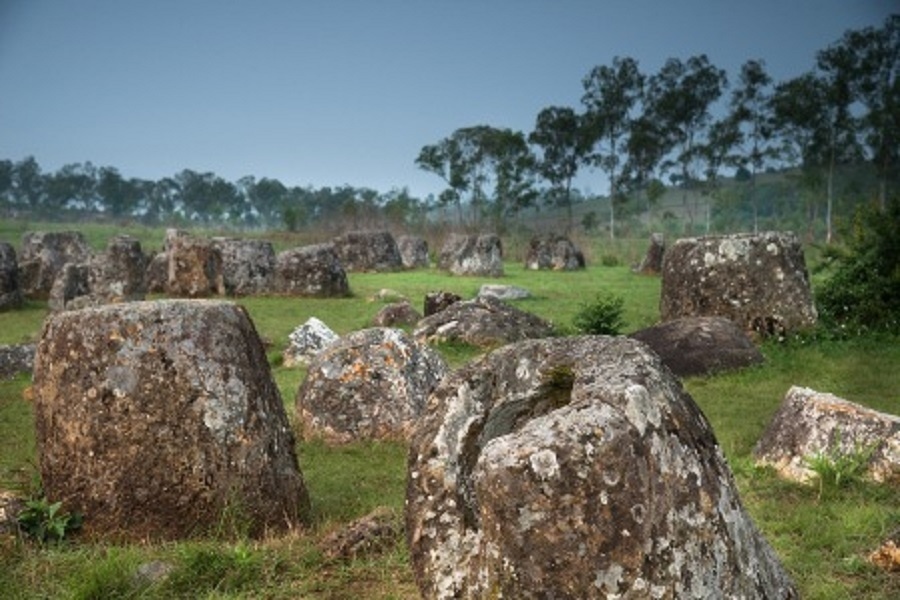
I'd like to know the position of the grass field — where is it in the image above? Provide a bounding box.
[0,223,898,598]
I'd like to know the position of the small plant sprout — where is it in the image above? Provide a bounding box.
[16,497,83,543]
[803,431,878,498]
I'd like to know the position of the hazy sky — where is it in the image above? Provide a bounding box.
[0,0,895,198]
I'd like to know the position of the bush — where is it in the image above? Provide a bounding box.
[572,291,625,335]
[817,198,900,335]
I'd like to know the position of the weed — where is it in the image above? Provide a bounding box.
[16,497,83,544]
[571,290,626,335]
[804,433,878,498]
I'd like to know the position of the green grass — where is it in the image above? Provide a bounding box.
[1,222,898,598]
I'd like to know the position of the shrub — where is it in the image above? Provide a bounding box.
[817,198,900,335]
[17,497,82,543]
[572,291,625,335]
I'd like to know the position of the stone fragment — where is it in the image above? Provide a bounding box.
[296,327,448,443]
[753,386,900,484]
[660,231,817,337]
[406,336,797,599]
[19,231,92,299]
[373,300,421,327]
[332,230,403,272]
[319,507,401,560]
[32,300,310,540]
[414,295,553,348]
[273,244,350,297]
[630,316,764,377]
[397,235,429,269]
[166,235,224,298]
[369,288,407,303]
[0,243,23,311]
[438,233,503,277]
[0,490,25,536]
[524,234,585,270]
[634,232,665,275]
[477,283,530,301]
[212,237,276,296]
[423,291,462,317]
[283,317,340,368]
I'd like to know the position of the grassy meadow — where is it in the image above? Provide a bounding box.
[0,222,898,599]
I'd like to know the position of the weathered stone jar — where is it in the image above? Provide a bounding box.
[406,336,797,599]
[32,299,310,541]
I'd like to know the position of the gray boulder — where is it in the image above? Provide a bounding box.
[0,343,35,379]
[19,231,92,299]
[630,316,764,377]
[274,244,350,297]
[524,234,585,270]
[634,232,665,275]
[660,231,817,337]
[48,262,91,311]
[423,290,462,317]
[477,283,530,301]
[166,234,224,298]
[32,299,309,540]
[397,235,429,269]
[213,237,276,296]
[88,235,147,303]
[438,233,503,277]
[414,295,553,348]
[0,243,23,311]
[296,327,448,444]
[283,317,340,368]
[332,230,403,272]
[754,386,900,484]
[406,336,798,599]
[373,300,422,327]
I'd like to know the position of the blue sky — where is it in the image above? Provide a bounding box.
[0,0,894,199]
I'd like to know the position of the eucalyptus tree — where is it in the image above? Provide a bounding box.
[12,156,45,213]
[46,162,98,213]
[529,106,588,232]
[417,125,535,228]
[696,116,742,232]
[829,15,899,208]
[581,56,644,239]
[644,55,727,233]
[729,59,778,233]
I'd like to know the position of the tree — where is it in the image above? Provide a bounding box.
[417,125,535,229]
[581,57,644,240]
[97,166,137,217]
[730,59,778,233]
[645,55,727,233]
[529,106,587,232]
[697,116,741,232]
[831,15,900,209]
[12,156,45,212]
[45,162,98,212]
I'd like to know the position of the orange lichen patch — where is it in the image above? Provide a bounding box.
[869,540,900,572]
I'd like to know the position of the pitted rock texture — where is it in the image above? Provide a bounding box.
[438,233,504,277]
[660,231,817,337]
[373,300,422,327]
[630,316,764,377]
[634,232,665,275]
[332,230,403,272]
[397,235,430,269]
[166,235,225,298]
[88,235,147,304]
[524,234,585,271]
[19,230,92,299]
[296,327,448,444]
[283,317,340,368]
[273,244,351,297]
[0,243,23,311]
[32,300,310,541]
[753,386,900,484]
[406,336,797,599]
[213,237,276,296]
[414,295,554,348]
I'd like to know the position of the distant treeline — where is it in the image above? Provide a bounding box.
[2,16,896,242]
